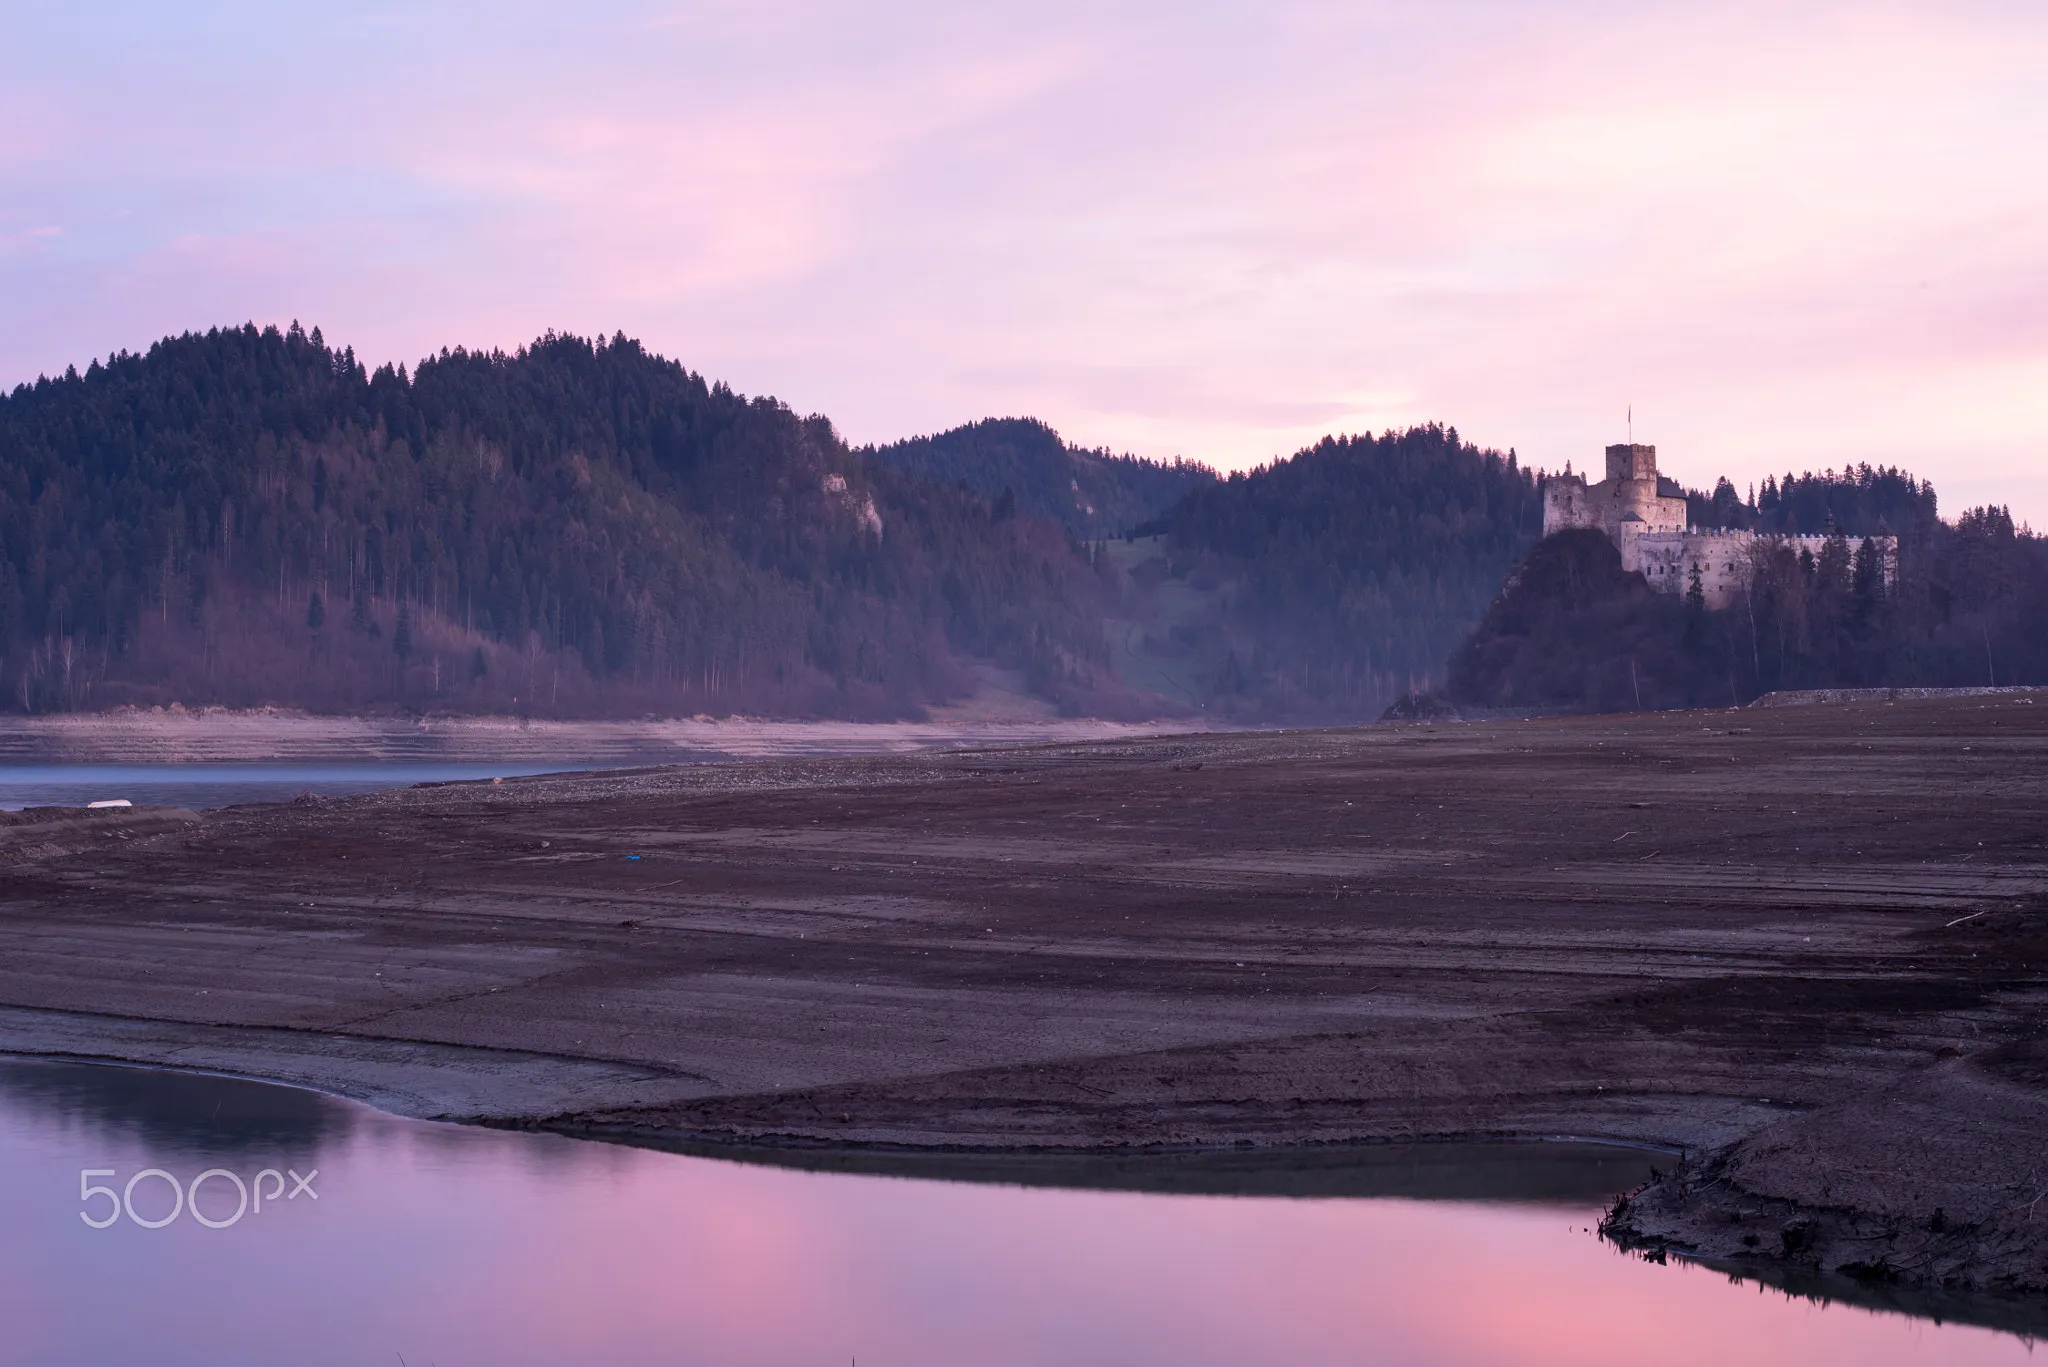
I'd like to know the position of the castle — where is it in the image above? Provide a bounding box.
[1543,444,1856,610]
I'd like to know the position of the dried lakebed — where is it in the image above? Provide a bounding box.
[1,696,2044,1333]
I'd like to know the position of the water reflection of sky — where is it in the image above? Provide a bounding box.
[0,1059,2028,1367]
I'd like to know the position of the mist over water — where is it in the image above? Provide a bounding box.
[0,1059,2027,1367]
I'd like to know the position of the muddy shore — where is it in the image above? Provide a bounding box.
[0,705,1196,766]
[2,697,2044,1317]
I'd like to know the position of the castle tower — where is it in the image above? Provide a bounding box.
[1544,441,1686,541]
[1604,444,1657,484]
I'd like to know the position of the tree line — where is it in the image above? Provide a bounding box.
[0,325,1129,717]
[866,416,1215,541]
[2,321,2033,721]
[1683,463,1937,536]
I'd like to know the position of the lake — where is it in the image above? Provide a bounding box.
[0,761,611,811]
[0,1058,2028,1366]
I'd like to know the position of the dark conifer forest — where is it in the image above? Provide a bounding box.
[1,323,2037,721]
[1142,427,1545,718]
[1682,465,1938,536]
[867,417,1214,540]
[0,326,1129,717]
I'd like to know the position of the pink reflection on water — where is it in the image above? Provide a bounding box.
[0,1070,2031,1367]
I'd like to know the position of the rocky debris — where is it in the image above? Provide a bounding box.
[1378,693,1464,722]
[1751,685,2048,707]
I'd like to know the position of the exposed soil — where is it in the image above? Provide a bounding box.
[2,696,2044,1318]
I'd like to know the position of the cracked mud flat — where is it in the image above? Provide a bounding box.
[2,696,2045,1325]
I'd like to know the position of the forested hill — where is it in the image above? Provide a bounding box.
[0,325,1136,718]
[1446,504,2046,714]
[10,322,1998,725]
[866,417,1214,539]
[1110,427,1543,720]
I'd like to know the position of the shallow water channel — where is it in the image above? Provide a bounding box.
[0,1059,2030,1366]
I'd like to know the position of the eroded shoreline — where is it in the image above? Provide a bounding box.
[3,699,2044,1323]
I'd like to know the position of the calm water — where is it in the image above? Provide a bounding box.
[0,762,614,811]
[0,1059,2028,1366]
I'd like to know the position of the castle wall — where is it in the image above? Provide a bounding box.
[1620,530,1890,609]
[1543,477,1594,534]
[1626,530,1751,608]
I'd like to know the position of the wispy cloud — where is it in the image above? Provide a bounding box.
[2,1,2043,517]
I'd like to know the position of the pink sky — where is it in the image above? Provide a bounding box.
[5,2,2044,521]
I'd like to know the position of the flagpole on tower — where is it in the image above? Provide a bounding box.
[1628,403,1632,445]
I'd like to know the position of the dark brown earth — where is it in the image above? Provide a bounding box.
[2,695,2045,1318]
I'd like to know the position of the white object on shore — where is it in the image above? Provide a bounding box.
[85,799,133,809]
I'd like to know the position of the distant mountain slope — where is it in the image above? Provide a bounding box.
[0,326,1139,718]
[1111,426,1543,720]
[866,417,1214,539]
[22,324,1991,727]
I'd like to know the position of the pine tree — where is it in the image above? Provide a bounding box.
[305,592,325,631]
[393,602,413,661]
